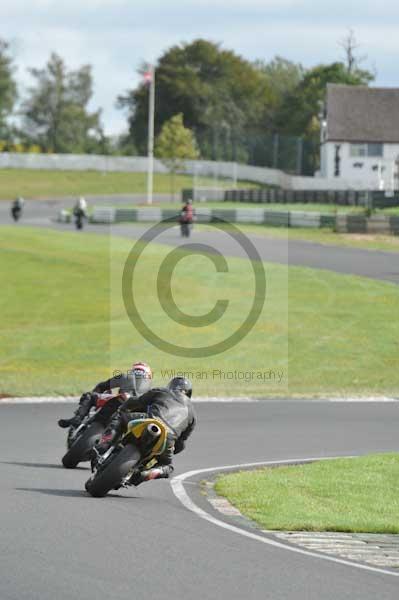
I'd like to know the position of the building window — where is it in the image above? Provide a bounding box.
[350,143,383,157]
[350,144,367,157]
[367,143,383,157]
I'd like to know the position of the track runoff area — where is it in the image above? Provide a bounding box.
[2,205,399,588]
[2,395,399,579]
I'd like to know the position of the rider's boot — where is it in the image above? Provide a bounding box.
[129,465,174,487]
[57,393,94,428]
[58,415,81,428]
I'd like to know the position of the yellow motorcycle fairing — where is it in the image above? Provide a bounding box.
[124,418,168,457]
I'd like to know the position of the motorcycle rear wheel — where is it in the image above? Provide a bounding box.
[85,444,141,498]
[62,421,104,469]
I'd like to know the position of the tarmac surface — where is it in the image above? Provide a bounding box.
[1,199,398,285]
[1,203,399,598]
[1,401,398,600]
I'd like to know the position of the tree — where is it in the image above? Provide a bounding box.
[118,40,272,160]
[0,39,17,139]
[21,53,102,153]
[275,61,374,173]
[254,56,304,128]
[339,29,366,75]
[155,113,199,199]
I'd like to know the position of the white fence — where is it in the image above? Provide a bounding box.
[0,152,358,191]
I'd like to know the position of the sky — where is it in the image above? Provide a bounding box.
[1,0,398,135]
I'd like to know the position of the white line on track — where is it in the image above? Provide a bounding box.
[1,396,398,404]
[170,458,399,578]
[2,396,398,574]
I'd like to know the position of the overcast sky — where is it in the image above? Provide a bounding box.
[1,0,398,135]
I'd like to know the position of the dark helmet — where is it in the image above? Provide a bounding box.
[167,376,192,398]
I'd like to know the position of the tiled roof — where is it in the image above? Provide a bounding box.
[326,84,399,143]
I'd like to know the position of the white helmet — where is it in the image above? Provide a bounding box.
[78,197,87,210]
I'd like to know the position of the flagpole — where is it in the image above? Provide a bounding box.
[147,65,155,205]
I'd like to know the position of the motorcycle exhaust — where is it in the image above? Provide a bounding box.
[146,423,161,438]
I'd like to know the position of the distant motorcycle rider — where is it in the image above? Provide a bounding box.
[179,198,194,237]
[93,376,196,486]
[73,197,87,229]
[11,197,24,221]
[58,362,153,429]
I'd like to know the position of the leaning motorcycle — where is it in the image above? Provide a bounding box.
[73,207,86,230]
[85,417,168,497]
[11,205,22,221]
[61,392,127,469]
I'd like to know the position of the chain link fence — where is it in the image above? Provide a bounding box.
[194,130,318,176]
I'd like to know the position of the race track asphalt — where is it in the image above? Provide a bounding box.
[1,208,398,598]
[1,401,398,600]
[1,207,398,284]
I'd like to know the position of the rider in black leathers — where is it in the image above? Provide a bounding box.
[93,377,196,486]
[11,197,24,221]
[73,197,87,230]
[58,362,153,429]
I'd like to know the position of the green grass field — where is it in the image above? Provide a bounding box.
[198,223,399,253]
[1,227,398,397]
[111,220,399,254]
[0,168,258,200]
[214,453,399,533]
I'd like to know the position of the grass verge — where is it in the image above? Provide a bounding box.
[1,227,399,396]
[195,222,399,253]
[214,453,399,533]
[0,169,257,200]
[111,221,399,253]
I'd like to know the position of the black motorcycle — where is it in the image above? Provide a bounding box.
[62,393,127,469]
[73,207,86,230]
[180,222,191,237]
[11,200,23,222]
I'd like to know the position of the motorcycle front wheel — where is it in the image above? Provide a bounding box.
[62,421,104,469]
[85,444,141,498]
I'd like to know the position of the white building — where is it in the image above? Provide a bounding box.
[320,84,399,191]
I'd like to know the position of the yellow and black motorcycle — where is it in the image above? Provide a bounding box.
[84,417,168,498]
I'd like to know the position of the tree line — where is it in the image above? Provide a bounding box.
[0,36,373,174]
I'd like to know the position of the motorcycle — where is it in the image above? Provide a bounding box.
[84,417,168,497]
[180,220,191,237]
[73,207,86,230]
[11,202,23,222]
[61,392,127,469]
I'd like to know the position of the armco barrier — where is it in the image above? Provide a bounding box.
[389,216,399,234]
[88,206,398,235]
[210,209,237,223]
[290,211,321,228]
[320,214,336,228]
[233,209,264,224]
[115,208,138,222]
[264,211,290,227]
[345,215,367,234]
[91,207,116,224]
